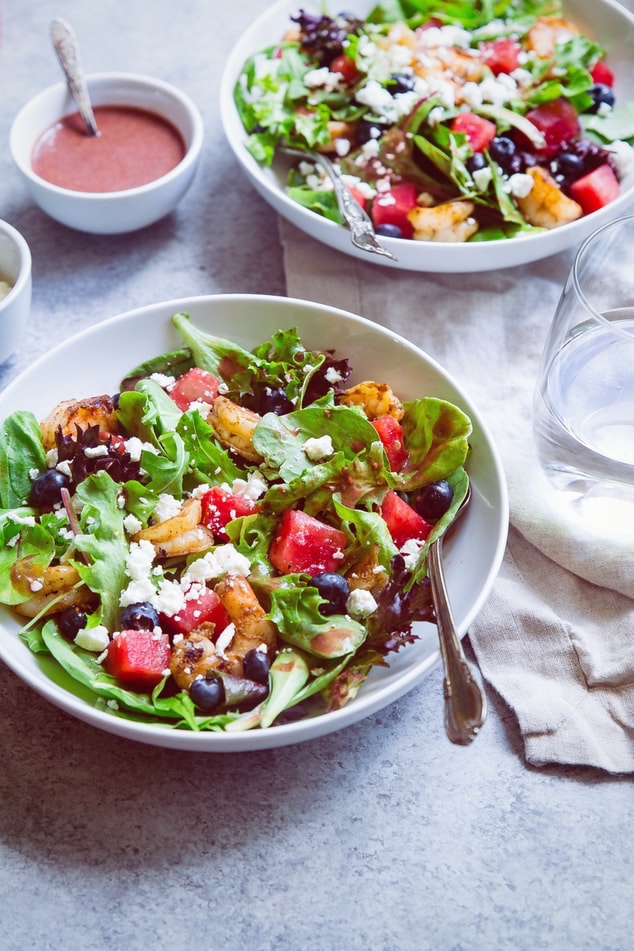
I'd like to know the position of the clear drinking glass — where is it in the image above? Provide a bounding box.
[532,215,634,534]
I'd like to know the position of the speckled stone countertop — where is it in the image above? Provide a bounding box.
[0,3,631,950]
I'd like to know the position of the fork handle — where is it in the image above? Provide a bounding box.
[428,540,487,744]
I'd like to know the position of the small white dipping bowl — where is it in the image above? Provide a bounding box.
[9,72,204,235]
[0,221,32,364]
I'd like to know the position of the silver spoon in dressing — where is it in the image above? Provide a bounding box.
[427,485,487,745]
[50,18,99,137]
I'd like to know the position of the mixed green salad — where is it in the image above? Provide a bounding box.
[234,0,634,242]
[0,315,472,733]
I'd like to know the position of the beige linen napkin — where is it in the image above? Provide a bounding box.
[280,218,634,774]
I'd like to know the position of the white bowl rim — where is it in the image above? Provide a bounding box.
[0,219,32,309]
[0,292,509,751]
[9,71,205,200]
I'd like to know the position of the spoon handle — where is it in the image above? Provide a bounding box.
[50,18,99,137]
[428,538,487,744]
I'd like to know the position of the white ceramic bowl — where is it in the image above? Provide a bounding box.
[9,72,204,234]
[0,294,508,751]
[0,220,32,364]
[220,0,634,272]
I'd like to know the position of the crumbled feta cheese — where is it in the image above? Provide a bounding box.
[182,544,251,587]
[608,140,634,178]
[416,25,471,49]
[123,513,143,535]
[123,436,144,462]
[510,67,533,89]
[150,372,176,388]
[45,449,59,468]
[55,460,73,479]
[334,138,351,157]
[305,67,340,90]
[126,539,155,580]
[472,166,493,192]
[400,537,425,571]
[479,73,518,107]
[459,83,483,109]
[212,544,252,577]
[74,625,110,652]
[153,578,186,616]
[303,435,334,461]
[152,493,182,523]
[427,105,446,127]
[346,588,378,619]
[376,191,396,207]
[355,79,394,117]
[84,445,109,459]
[506,172,534,198]
[29,579,43,592]
[230,471,268,501]
[325,366,343,384]
[120,577,157,607]
[341,174,376,200]
[215,622,236,659]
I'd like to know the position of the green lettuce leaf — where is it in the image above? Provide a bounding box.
[398,398,472,491]
[72,472,128,632]
[0,411,47,509]
[269,585,367,658]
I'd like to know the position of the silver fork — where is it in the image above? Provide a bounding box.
[282,147,398,262]
[427,486,487,745]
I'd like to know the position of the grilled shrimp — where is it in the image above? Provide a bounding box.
[40,395,118,451]
[12,563,93,618]
[133,498,214,559]
[346,545,389,594]
[338,381,404,421]
[169,626,219,689]
[408,200,479,243]
[525,16,579,59]
[516,166,582,229]
[214,573,277,656]
[208,395,263,463]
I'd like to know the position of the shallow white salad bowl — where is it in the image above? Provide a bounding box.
[220,0,634,272]
[0,295,508,750]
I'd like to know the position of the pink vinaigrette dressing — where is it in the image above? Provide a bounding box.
[31,105,186,193]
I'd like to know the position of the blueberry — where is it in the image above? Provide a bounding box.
[29,469,71,509]
[588,83,615,114]
[259,385,294,415]
[415,480,454,522]
[120,602,160,631]
[57,606,87,640]
[551,151,585,185]
[243,648,271,685]
[311,572,350,616]
[375,223,403,239]
[356,118,386,144]
[388,73,416,95]
[466,152,487,174]
[488,136,521,174]
[189,674,226,713]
